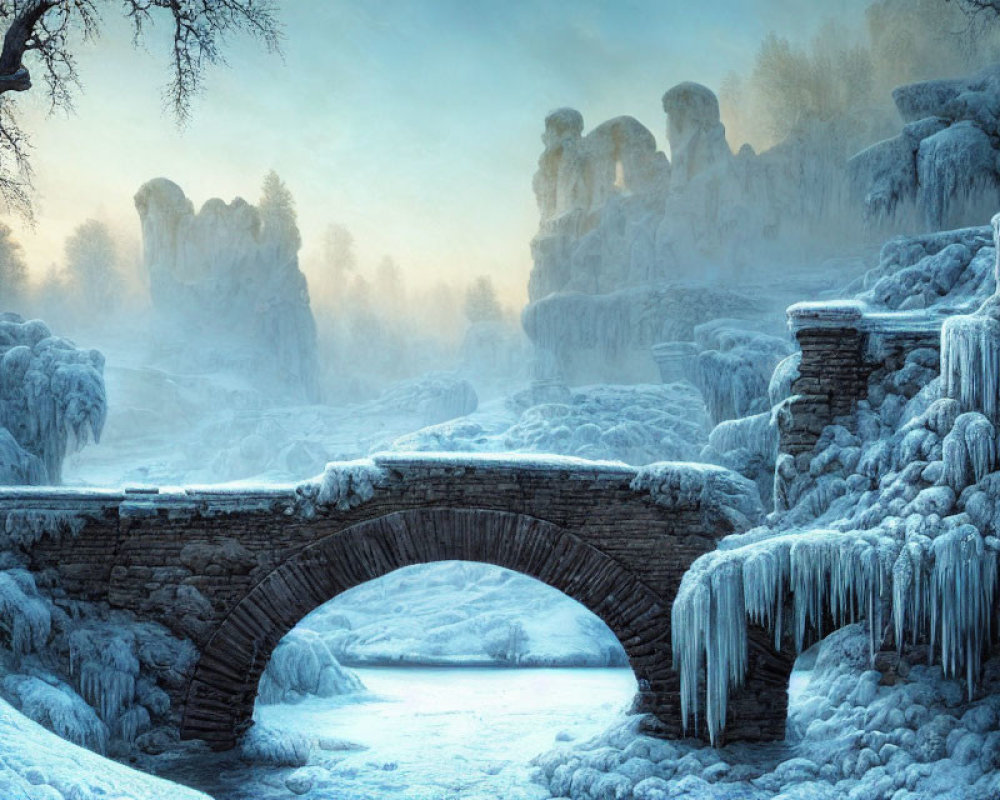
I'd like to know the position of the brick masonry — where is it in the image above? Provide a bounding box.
[779,301,943,459]
[2,455,795,750]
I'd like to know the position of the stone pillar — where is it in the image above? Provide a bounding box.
[778,301,943,460]
[779,301,870,457]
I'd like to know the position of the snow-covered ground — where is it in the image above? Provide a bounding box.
[155,667,637,800]
[0,694,209,800]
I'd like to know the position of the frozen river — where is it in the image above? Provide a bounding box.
[166,666,638,799]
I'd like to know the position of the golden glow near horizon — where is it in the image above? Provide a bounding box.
[2,0,870,308]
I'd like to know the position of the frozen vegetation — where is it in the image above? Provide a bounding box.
[0,314,106,485]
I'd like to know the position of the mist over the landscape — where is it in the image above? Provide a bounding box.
[6,2,1000,800]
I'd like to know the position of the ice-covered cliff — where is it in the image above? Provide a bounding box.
[134,177,321,404]
[523,81,884,385]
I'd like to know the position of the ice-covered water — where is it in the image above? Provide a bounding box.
[167,667,637,800]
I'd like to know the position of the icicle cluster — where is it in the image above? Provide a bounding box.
[68,627,148,745]
[673,528,893,743]
[0,570,51,657]
[941,314,1000,423]
[675,520,1000,744]
[675,328,1000,744]
[2,509,87,548]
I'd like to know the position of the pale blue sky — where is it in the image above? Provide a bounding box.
[10,0,870,300]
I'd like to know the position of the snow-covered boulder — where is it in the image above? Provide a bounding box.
[850,63,1000,228]
[258,629,364,705]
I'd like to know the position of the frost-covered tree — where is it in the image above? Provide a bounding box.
[0,220,26,304]
[463,276,502,324]
[323,222,355,294]
[63,218,120,314]
[258,169,299,248]
[374,255,403,319]
[750,25,874,142]
[0,0,282,216]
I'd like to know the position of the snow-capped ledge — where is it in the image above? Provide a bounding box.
[371,450,634,474]
[631,462,764,529]
[787,299,945,336]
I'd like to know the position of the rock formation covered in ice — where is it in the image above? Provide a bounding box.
[391,382,711,465]
[0,313,106,485]
[667,216,1000,748]
[850,64,1000,229]
[257,629,364,705]
[524,80,882,385]
[134,177,321,403]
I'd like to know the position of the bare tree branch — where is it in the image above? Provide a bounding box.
[0,0,282,217]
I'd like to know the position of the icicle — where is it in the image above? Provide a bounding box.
[930,524,998,698]
[0,570,51,657]
[941,314,1000,424]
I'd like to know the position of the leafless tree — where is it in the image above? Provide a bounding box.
[0,0,282,218]
[952,0,1000,16]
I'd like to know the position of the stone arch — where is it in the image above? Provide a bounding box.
[180,507,674,749]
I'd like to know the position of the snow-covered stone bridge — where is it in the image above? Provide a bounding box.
[3,453,795,750]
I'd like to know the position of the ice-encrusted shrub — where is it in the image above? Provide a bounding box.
[701,411,779,506]
[0,570,51,657]
[691,320,793,426]
[240,724,312,767]
[64,621,189,749]
[258,629,364,705]
[69,628,139,729]
[296,458,388,514]
[0,314,107,485]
